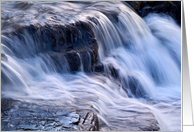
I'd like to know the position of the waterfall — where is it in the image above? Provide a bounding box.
[86,51,91,72]
[1,1,181,131]
[76,53,83,72]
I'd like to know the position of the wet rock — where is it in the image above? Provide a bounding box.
[1,53,8,61]
[128,76,147,98]
[48,50,97,73]
[14,1,34,10]
[134,113,160,131]
[80,51,93,72]
[145,3,171,16]
[104,12,119,23]
[94,63,104,73]
[93,63,121,80]
[125,1,142,10]
[147,1,157,6]
[1,98,99,131]
[100,8,120,23]
[140,3,169,17]
[74,111,99,131]
[1,93,160,131]
[64,52,81,72]
[108,65,119,79]
[125,1,181,25]
[169,2,181,25]
[1,98,21,112]
[140,6,153,18]
[48,52,69,73]
[87,16,99,26]
[2,20,99,73]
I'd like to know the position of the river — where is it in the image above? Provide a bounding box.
[1,1,181,131]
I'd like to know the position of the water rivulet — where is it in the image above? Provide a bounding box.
[1,1,181,131]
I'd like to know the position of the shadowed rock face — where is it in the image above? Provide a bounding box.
[94,63,104,73]
[125,1,181,25]
[1,21,99,73]
[1,98,99,131]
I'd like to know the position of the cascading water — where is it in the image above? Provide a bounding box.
[1,1,181,131]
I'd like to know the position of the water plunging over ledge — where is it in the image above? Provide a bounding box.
[1,1,181,131]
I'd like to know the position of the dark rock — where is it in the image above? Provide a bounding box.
[1,91,160,131]
[140,3,171,18]
[100,9,120,23]
[91,40,99,65]
[139,1,148,10]
[1,98,21,112]
[108,65,119,79]
[1,98,99,131]
[140,6,153,18]
[125,1,181,26]
[147,1,156,6]
[48,52,69,73]
[80,51,93,72]
[128,76,147,98]
[125,1,142,10]
[75,111,99,131]
[169,2,181,25]
[87,16,99,26]
[2,20,99,73]
[151,4,171,14]
[1,53,8,61]
[94,63,104,73]
[64,52,81,72]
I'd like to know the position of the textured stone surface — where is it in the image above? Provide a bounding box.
[1,98,99,131]
[2,20,99,73]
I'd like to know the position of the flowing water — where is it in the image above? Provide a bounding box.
[1,1,181,131]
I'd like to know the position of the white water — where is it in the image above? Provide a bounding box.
[1,1,181,131]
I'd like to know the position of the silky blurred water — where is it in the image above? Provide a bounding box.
[1,1,181,131]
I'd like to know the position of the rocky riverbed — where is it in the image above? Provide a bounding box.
[1,98,160,131]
